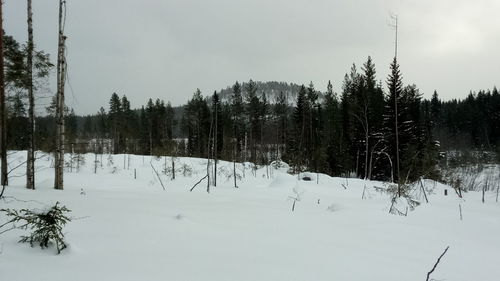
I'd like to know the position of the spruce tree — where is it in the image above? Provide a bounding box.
[273,91,288,161]
[385,57,403,186]
[230,81,244,161]
[289,85,307,173]
[323,81,341,175]
[245,80,260,164]
[108,93,122,153]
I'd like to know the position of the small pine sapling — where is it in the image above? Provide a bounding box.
[1,202,71,254]
[288,185,304,212]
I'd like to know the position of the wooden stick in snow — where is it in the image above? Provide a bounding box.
[420,178,429,203]
[459,204,462,221]
[426,246,449,281]
[150,162,165,190]
[190,175,208,192]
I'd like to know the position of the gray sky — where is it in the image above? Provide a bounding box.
[4,0,500,115]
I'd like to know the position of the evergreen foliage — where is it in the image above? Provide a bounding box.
[2,45,498,183]
[1,202,71,254]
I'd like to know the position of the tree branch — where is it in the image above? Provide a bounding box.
[190,174,208,192]
[150,161,165,190]
[426,246,450,281]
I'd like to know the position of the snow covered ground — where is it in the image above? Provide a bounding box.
[1,151,499,281]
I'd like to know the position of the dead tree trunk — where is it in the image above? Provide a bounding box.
[171,155,175,180]
[0,1,7,186]
[206,111,213,193]
[214,100,217,187]
[352,105,370,180]
[54,0,66,190]
[26,0,35,189]
[94,150,98,174]
[233,155,237,188]
[426,246,449,281]
[395,82,401,195]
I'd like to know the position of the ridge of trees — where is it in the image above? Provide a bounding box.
[3,37,499,181]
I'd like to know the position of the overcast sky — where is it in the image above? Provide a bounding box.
[4,0,500,115]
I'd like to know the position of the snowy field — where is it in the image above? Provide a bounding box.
[1,151,499,281]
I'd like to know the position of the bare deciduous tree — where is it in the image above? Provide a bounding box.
[26,0,35,190]
[54,0,67,190]
[0,1,8,187]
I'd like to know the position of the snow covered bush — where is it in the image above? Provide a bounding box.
[178,163,193,177]
[385,183,421,216]
[1,202,71,254]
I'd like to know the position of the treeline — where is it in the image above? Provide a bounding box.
[432,89,500,152]
[5,54,500,182]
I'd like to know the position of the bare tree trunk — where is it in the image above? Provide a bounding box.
[495,183,498,203]
[380,151,394,183]
[70,143,73,173]
[233,153,237,188]
[206,110,214,193]
[26,0,35,189]
[395,87,401,196]
[94,150,97,174]
[171,155,175,180]
[54,0,66,190]
[482,184,486,203]
[355,149,359,177]
[0,2,8,186]
[363,109,369,180]
[214,101,217,187]
[149,131,152,155]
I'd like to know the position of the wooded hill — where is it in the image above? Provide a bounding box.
[4,30,499,182]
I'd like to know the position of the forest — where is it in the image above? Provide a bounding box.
[4,28,499,184]
[3,2,500,281]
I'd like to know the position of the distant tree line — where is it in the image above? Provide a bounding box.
[3,45,499,182]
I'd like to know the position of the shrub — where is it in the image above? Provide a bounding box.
[1,202,71,254]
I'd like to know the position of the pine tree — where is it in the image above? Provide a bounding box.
[108,93,122,154]
[430,90,441,127]
[165,101,175,141]
[273,91,288,161]
[120,95,135,153]
[212,91,223,159]
[138,106,150,155]
[65,108,77,146]
[231,81,244,161]
[7,94,28,150]
[339,70,356,175]
[260,91,269,166]
[245,79,260,164]
[289,85,307,173]
[323,80,341,175]
[182,89,210,157]
[145,98,155,154]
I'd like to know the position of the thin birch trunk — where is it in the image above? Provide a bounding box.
[0,2,6,187]
[54,0,66,190]
[26,0,35,189]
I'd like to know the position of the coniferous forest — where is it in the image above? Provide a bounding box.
[3,2,500,280]
[4,29,499,184]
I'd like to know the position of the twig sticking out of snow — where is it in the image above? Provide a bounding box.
[459,204,463,221]
[190,175,208,192]
[288,186,304,212]
[150,162,166,190]
[426,246,450,281]
[0,184,5,199]
[419,178,429,203]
